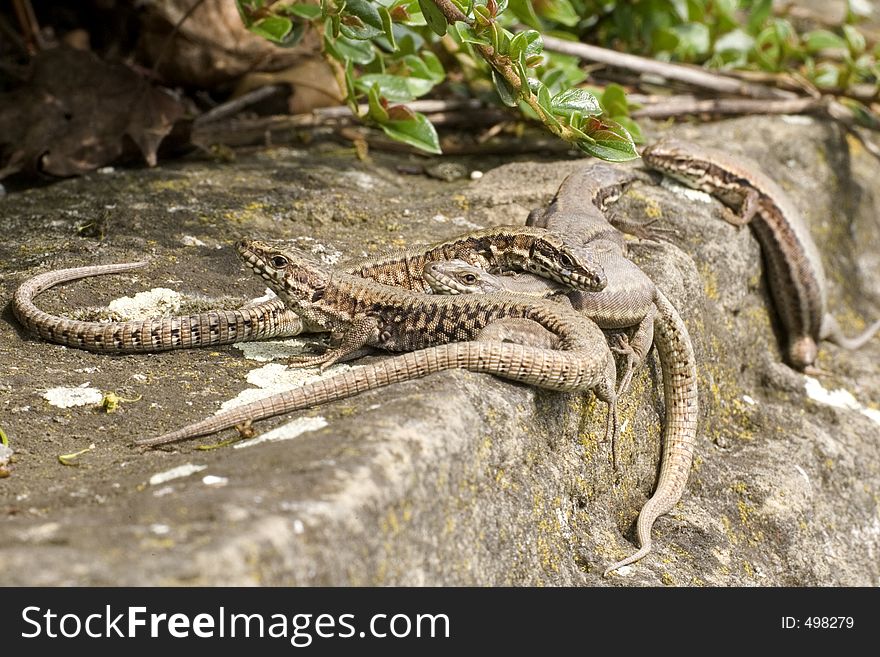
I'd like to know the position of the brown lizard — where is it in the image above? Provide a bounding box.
[136,240,619,448]
[423,257,698,576]
[11,226,607,353]
[428,162,699,575]
[642,138,880,370]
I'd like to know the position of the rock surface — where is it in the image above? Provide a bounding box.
[1,116,878,586]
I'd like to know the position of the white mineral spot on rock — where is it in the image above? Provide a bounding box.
[107,288,182,320]
[742,395,756,405]
[43,385,103,408]
[152,486,175,497]
[181,235,207,247]
[615,565,634,576]
[781,115,813,125]
[248,288,278,305]
[233,338,315,363]
[470,170,483,179]
[218,359,357,415]
[804,376,880,426]
[97,166,115,174]
[292,520,305,534]
[793,465,812,494]
[149,463,207,486]
[343,170,379,190]
[18,522,61,543]
[0,443,13,466]
[202,475,229,486]
[74,367,100,374]
[450,216,483,229]
[150,524,171,535]
[659,176,713,203]
[234,416,329,449]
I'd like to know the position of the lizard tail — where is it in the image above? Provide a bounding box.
[605,290,698,576]
[137,339,612,448]
[821,314,880,351]
[12,262,302,352]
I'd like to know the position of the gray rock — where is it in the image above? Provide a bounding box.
[0,116,878,586]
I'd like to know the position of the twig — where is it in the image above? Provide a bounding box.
[11,0,44,53]
[191,100,509,148]
[150,0,208,81]
[541,34,796,101]
[193,85,287,126]
[630,95,820,119]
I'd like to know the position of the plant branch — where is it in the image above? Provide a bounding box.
[542,35,797,101]
[428,1,571,140]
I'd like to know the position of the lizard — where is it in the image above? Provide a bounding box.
[524,163,661,397]
[11,261,302,352]
[427,162,700,575]
[642,138,880,371]
[422,258,698,576]
[11,226,608,353]
[135,239,620,448]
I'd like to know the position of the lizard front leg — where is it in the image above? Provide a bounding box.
[287,315,380,372]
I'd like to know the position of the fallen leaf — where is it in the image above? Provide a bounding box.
[0,46,187,179]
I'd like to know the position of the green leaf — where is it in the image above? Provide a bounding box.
[379,111,441,153]
[803,30,847,53]
[530,77,551,109]
[344,65,359,112]
[509,0,541,30]
[522,29,543,57]
[379,6,397,50]
[324,32,376,64]
[549,87,602,118]
[670,22,710,60]
[418,0,448,36]
[540,0,579,27]
[491,69,519,107]
[613,115,643,144]
[357,73,435,101]
[576,117,638,162]
[250,15,293,43]
[599,83,628,117]
[284,3,323,20]
[403,53,444,82]
[421,50,445,80]
[340,0,385,40]
[367,84,389,122]
[842,25,866,56]
[509,32,528,60]
[454,21,491,46]
[746,0,772,34]
[812,62,840,89]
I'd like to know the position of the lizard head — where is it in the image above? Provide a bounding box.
[641,139,717,189]
[236,239,330,307]
[525,236,607,292]
[423,260,501,295]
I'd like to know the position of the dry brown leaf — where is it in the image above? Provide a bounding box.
[138,0,321,88]
[0,47,186,179]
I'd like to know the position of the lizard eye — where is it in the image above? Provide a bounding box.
[271,255,289,268]
[462,274,477,284]
[558,253,574,269]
